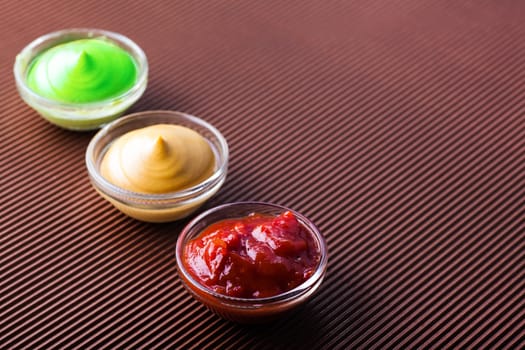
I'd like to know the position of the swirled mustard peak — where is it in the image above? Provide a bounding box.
[26,38,137,103]
[100,124,215,194]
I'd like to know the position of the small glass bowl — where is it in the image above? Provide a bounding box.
[14,28,148,131]
[175,202,328,323]
[85,110,228,222]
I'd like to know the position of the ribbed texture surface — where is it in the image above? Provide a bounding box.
[1,0,524,348]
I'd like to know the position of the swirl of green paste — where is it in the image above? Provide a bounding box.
[27,38,138,103]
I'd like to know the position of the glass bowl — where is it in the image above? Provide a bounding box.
[85,110,228,222]
[14,28,148,131]
[175,202,328,323]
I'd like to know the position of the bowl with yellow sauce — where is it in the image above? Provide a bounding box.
[85,110,228,222]
[14,28,148,130]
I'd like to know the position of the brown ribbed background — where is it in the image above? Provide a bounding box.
[1,0,524,348]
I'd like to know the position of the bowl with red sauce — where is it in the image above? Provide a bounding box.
[175,202,328,323]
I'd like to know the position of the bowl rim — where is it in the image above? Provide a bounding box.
[13,28,148,110]
[85,110,229,203]
[175,201,328,306]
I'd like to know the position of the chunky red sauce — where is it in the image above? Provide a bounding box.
[183,211,320,298]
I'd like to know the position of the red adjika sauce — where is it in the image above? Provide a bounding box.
[183,211,321,298]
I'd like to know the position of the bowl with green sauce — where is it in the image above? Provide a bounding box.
[14,29,148,130]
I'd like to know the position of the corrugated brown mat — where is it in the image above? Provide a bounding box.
[1,0,524,348]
